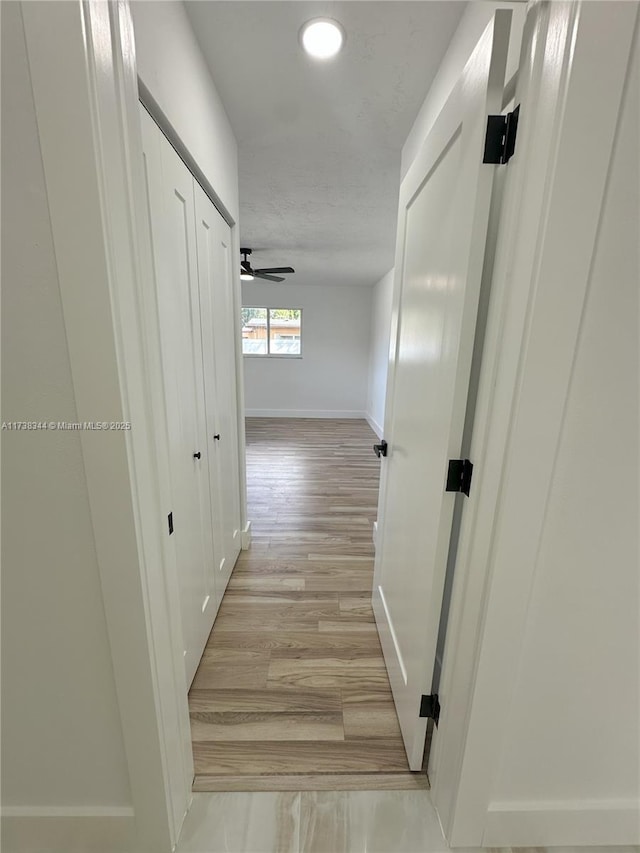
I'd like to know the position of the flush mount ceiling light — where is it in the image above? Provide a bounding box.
[300,18,345,60]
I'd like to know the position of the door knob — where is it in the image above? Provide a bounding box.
[213,434,221,441]
[193,451,201,459]
[373,440,388,458]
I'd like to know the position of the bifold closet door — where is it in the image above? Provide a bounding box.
[194,183,242,593]
[140,107,218,686]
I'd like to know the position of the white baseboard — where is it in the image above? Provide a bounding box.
[483,798,640,846]
[365,413,384,438]
[245,409,366,419]
[241,520,252,549]
[1,807,136,852]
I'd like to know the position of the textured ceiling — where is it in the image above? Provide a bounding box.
[185,1,466,288]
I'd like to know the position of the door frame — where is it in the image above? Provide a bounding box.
[19,1,249,848]
[423,0,639,845]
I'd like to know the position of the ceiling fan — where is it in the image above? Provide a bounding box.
[240,248,295,282]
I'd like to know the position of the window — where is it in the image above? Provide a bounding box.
[241,308,302,356]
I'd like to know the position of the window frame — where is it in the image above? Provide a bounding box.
[241,307,303,358]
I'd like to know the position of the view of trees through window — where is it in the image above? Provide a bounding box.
[241,307,302,356]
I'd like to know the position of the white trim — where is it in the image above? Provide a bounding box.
[1,808,136,853]
[483,799,640,847]
[245,409,367,419]
[365,413,384,438]
[372,520,378,548]
[138,79,234,229]
[1,808,135,818]
[241,521,252,550]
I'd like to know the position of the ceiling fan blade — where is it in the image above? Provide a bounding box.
[254,267,295,275]
[254,272,285,282]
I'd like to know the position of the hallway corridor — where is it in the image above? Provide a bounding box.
[188,418,422,790]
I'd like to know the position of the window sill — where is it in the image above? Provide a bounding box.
[243,354,303,359]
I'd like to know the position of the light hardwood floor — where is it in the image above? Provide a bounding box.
[189,418,425,791]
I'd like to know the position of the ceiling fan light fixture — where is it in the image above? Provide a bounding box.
[300,18,345,60]
[240,247,255,280]
[240,247,295,282]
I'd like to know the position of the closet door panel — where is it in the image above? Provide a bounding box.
[193,194,226,602]
[140,106,217,686]
[159,138,218,686]
[194,183,242,595]
[140,108,193,670]
[214,220,242,567]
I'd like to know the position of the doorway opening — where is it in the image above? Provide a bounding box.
[187,418,428,790]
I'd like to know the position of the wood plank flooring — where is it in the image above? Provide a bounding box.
[189,418,425,790]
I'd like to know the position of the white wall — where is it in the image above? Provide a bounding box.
[1,0,132,810]
[130,0,239,221]
[401,1,526,180]
[365,269,394,437]
[487,11,639,827]
[242,282,371,418]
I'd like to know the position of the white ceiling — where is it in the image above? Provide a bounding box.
[185,1,466,288]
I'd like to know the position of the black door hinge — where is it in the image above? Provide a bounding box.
[483,104,520,164]
[446,459,473,497]
[420,694,440,726]
[168,512,174,535]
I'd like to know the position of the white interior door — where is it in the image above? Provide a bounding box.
[140,107,217,686]
[373,11,511,770]
[194,182,242,592]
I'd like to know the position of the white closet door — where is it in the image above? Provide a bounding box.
[194,182,242,596]
[140,107,217,686]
